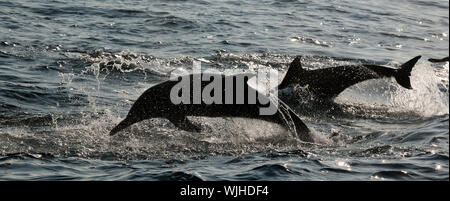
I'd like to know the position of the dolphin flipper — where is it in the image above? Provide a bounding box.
[277,100,313,142]
[168,116,202,132]
[287,108,312,141]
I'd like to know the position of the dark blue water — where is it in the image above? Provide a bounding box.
[0,0,448,180]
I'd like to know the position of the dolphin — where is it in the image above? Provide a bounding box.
[110,73,313,142]
[278,55,422,100]
[428,56,449,63]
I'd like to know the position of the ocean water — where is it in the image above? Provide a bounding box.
[0,0,448,181]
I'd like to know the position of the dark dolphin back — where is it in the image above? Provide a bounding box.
[304,66,381,99]
[428,56,449,63]
[278,55,421,100]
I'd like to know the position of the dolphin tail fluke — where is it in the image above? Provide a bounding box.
[394,55,421,89]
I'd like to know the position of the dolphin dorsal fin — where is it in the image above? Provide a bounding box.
[279,56,304,88]
[290,56,303,70]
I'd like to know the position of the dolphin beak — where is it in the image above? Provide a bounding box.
[109,118,133,136]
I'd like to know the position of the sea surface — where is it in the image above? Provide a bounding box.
[0,0,448,180]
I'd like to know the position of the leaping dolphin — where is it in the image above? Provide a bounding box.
[278,55,422,100]
[110,73,314,142]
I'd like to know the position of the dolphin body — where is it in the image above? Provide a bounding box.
[278,55,422,100]
[428,56,449,63]
[110,73,313,142]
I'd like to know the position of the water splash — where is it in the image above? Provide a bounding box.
[335,62,449,118]
[390,63,449,116]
